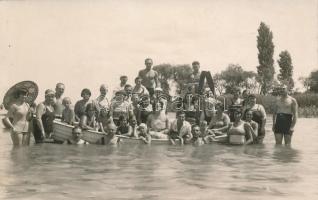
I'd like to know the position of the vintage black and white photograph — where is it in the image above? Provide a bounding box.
[0,0,317,199]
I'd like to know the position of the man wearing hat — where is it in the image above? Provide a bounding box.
[272,85,298,145]
[112,75,128,98]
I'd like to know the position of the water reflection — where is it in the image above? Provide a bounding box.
[0,118,318,200]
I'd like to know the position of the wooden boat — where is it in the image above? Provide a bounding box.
[81,129,106,144]
[52,120,106,144]
[52,120,74,142]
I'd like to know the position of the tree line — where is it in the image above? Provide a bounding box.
[152,22,316,96]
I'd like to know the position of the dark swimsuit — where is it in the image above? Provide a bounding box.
[243,105,265,141]
[274,113,293,135]
[33,105,55,143]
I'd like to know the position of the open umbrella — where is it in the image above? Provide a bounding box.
[2,81,39,110]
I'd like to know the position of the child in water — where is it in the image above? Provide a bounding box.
[137,123,151,144]
[61,97,75,125]
[117,115,132,136]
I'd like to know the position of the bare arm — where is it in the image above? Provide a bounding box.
[154,71,160,88]
[291,98,298,129]
[36,103,46,137]
[272,100,277,132]
[244,123,253,145]
[4,105,16,129]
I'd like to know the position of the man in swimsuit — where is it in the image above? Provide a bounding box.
[272,85,298,145]
[138,58,160,97]
[188,61,215,95]
[54,83,65,118]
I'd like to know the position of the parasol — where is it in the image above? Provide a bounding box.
[2,81,38,110]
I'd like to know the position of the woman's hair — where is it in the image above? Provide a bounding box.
[135,77,142,83]
[15,88,28,98]
[81,88,91,97]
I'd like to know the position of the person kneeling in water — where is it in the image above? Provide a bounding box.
[227,108,253,145]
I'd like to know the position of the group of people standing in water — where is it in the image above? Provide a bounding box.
[3,58,298,146]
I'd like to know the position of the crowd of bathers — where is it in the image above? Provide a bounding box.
[3,58,298,146]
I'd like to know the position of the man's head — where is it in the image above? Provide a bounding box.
[145,58,153,70]
[248,94,257,105]
[177,110,186,122]
[120,76,128,85]
[138,123,148,134]
[124,84,133,96]
[107,123,117,136]
[192,124,201,138]
[72,127,82,141]
[279,85,288,97]
[192,61,200,73]
[135,77,142,86]
[100,84,108,96]
[55,83,65,97]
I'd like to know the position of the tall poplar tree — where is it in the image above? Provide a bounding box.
[256,22,275,94]
[277,50,294,89]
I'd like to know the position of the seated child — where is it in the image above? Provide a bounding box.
[137,123,151,144]
[116,115,132,136]
[61,97,75,125]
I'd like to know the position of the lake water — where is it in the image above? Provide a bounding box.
[0,117,318,200]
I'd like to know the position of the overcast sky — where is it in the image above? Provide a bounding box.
[0,0,317,101]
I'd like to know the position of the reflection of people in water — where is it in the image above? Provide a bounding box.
[272,85,298,145]
[4,88,32,146]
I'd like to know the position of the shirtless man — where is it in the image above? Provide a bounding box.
[138,58,160,97]
[272,85,298,145]
[54,83,65,118]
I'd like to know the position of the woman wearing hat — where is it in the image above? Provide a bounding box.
[3,88,33,146]
[33,89,56,143]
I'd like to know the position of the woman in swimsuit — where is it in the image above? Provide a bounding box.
[242,94,266,144]
[244,109,258,142]
[74,88,92,121]
[79,103,99,131]
[33,89,56,143]
[227,108,253,145]
[199,98,217,124]
[208,102,230,136]
[4,88,33,146]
